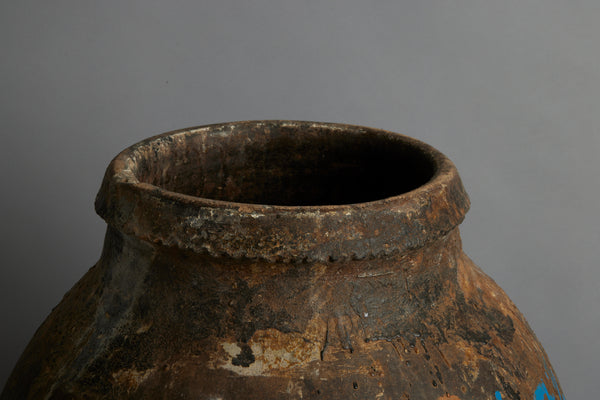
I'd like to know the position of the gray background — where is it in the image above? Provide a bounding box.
[1,1,597,398]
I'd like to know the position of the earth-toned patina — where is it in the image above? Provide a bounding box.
[1,121,565,399]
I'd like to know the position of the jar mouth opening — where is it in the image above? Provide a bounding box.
[96,121,469,261]
[128,121,437,207]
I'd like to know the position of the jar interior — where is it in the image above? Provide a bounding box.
[133,124,437,206]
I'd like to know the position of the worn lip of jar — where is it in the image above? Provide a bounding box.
[95,120,470,262]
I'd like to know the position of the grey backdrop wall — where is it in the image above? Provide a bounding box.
[1,1,598,398]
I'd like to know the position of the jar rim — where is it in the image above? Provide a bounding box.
[95,120,470,262]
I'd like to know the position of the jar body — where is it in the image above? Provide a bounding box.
[2,227,564,399]
[1,121,565,399]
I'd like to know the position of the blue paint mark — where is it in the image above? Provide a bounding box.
[534,382,555,400]
[543,359,565,400]
[548,367,565,400]
[495,380,565,400]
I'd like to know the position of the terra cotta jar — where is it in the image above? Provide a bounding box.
[2,121,565,400]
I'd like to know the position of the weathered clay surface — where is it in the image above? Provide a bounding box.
[1,121,565,399]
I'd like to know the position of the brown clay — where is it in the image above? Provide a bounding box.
[1,121,565,399]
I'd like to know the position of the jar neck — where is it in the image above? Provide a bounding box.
[101,225,465,277]
[95,121,470,263]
